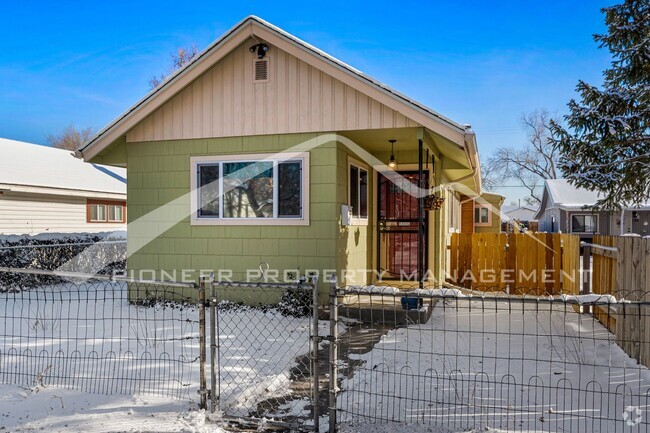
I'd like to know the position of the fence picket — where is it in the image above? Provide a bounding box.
[449,233,581,294]
[588,235,650,367]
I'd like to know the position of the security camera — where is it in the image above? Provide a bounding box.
[249,43,269,59]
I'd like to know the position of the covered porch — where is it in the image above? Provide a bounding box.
[334,126,480,289]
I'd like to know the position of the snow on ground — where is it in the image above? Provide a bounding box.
[338,297,650,432]
[0,281,321,431]
[0,231,127,243]
[0,281,198,401]
[0,384,223,432]
[338,423,525,433]
[212,302,328,417]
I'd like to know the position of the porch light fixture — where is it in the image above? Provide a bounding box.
[388,139,397,169]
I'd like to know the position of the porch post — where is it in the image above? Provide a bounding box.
[418,139,424,289]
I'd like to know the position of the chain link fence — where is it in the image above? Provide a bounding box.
[0,266,324,430]
[0,235,127,289]
[7,260,648,433]
[203,278,322,430]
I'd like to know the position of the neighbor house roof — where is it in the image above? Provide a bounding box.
[533,179,601,220]
[535,179,650,219]
[502,205,538,221]
[0,138,126,198]
[77,15,482,193]
[479,192,505,207]
[545,179,601,208]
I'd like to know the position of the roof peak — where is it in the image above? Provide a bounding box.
[79,15,471,159]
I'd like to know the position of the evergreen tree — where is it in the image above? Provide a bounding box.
[550,0,650,208]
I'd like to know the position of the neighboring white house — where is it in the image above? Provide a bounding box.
[534,179,650,238]
[502,204,538,222]
[0,138,127,235]
[501,204,538,232]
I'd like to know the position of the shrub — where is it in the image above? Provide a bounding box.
[277,288,312,317]
[0,233,126,291]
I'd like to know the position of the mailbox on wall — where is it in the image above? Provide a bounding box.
[341,204,352,226]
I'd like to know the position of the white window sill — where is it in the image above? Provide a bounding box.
[191,217,310,226]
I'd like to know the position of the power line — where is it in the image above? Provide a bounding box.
[481,183,544,188]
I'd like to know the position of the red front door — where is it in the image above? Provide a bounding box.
[378,171,428,280]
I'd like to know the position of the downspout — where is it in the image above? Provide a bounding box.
[448,128,480,195]
[463,128,481,194]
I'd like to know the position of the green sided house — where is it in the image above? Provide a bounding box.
[77,16,498,293]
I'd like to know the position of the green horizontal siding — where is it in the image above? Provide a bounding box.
[125,133,339,298]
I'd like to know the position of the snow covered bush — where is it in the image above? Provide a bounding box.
[277,288,312,317]
[0,232,126,291]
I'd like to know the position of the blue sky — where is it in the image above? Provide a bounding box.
[0,1,612,202]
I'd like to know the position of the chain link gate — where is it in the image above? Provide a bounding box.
[198,275,322,431]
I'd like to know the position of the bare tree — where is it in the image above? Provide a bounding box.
[149,45,199,90]
[46,124,94,151]
[46,45,200,149]
[484,110,560,204]
[480,156,499,191]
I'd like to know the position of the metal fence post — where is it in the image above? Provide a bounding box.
[328,278,339,433]
[311,276,320,432]
[581,243,592,314]
[198,276,207,410]
[582,243,591,295]
[208,272,218,413]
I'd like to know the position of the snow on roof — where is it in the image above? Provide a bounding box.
[502,204,538,213]
[0,138,126,195]
[545,179,602,208]
[80,15,469,157]
[503,206,539,221]
[250,16,466,132]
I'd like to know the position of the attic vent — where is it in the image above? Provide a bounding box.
[254,58,269,83]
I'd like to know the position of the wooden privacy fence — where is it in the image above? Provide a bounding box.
[592,235,650,297]
[448,233,581,295]
[589,235,650,366]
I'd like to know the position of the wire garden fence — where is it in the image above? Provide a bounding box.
[3,259,650,433]
[329,284,650,433]
[0,270,199,400]
[0,267,323,430]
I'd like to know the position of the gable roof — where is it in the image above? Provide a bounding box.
[534,179,613,220]
[503,205,538,221]
[0,138,126,197]
[545,179,601,208]
[535,179,650,219]
[77,16,475,164]
[502,204,538,214]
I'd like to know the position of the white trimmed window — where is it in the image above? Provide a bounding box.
[571,214,598,233]
[348,160,368,221]
[474,204,491,226]
[190,153,309,225]
[87,200,126,223]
